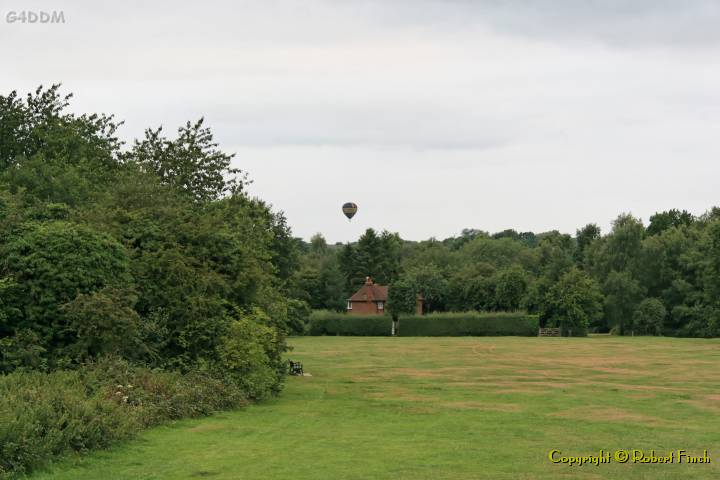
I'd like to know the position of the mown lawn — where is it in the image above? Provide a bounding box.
[32,336,720,479]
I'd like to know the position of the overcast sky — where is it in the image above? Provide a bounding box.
[2,1,719,242]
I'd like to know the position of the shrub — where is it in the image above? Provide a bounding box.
[286,299,312,335]
[307,310,538,336]
[0,358,249,479]
[0,221,133,368]
[672,305,720,338]
[632,298,666,335]
[215,309,284,400]
[0,329,47,373]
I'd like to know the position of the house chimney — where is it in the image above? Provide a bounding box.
[365,276,373,285]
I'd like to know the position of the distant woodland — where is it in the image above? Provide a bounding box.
[294,209,720,337]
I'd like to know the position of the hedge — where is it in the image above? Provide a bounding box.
[308,311,539,337]
[308,310,391,336]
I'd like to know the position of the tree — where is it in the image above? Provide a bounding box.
[285,299,312,335]
[309,233,328,254]
[542,268,603,335]
[355,228,382,279]
[647,209,694,236]
[387,277,417,336]
[705,220,720,301]
[338,242,359,295]
[0,85,122,206]
[128,118,243,202]
[377,231,402,284]
[575,223,601,265]
[446,263,496,311]
[603,271,645,335]
[403,264,448,313]
[0,84,122,171]
[632,298,666,335]
[493,267,528,311]
[61,287,143,361]
[0,221,133,365]
[538,231,575,281]
[388,276,417,327]
[317,257,347,311]
[589,214,644,277]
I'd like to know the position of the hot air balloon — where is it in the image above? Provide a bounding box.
[342,202,358,221]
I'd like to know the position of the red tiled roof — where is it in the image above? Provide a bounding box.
[349,278,388,302]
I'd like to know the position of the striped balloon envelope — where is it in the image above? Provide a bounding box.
[342,202,358,220]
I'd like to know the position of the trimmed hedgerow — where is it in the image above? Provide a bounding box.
[0,358,248,479]
[308,311,538,337]
[398,312,538,337]
[308,310,392,336]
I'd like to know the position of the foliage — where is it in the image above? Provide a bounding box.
[387,277,418,320]
[127,118,243,202]
[0,358,248,479]
[397,312,538,337]
[61,288,144,362]
[493,266,528,311]
[0,221,133,366]
[632,298,666,335]
[307,311,538,337]
[647,209,694,236]
[541,268,603,336]
[216,309,284,399]
[297,208,720,338]
[336,228,402,294]
[603,271,645,335]
[0,85,297,476]
[286,299,312,335]
[307,310,392,336]
[575,223,601,264]
[401,264,448,313]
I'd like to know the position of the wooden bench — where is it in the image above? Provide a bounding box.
[288,360,304,376]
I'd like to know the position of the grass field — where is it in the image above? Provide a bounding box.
[32,336,720,479]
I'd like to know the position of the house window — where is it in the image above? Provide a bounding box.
[378,301,384,310]
[347,301,352,310]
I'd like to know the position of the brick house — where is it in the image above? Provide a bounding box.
[347,277,423,315]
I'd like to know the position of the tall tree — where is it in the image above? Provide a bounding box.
[128,118,243,202]
[603,271,645,335]
[575,223,601,265]
[647,209,694,236]
[542,268,604,335]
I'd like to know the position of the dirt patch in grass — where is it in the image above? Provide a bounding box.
[547,406,669,426]
[442,401,522,412]
[494,387,547,395]
[681,394,720,413]
[585,381,691,393]
[625,392,657,399]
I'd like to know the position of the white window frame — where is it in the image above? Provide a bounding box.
[347,300,352,310]
[377,301,384,310]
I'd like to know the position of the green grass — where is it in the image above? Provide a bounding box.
[31,336,720,479]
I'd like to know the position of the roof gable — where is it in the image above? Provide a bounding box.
[349,277,388,302]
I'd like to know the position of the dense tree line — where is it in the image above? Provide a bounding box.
[295,209,720,337]
[0,85,299,387]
